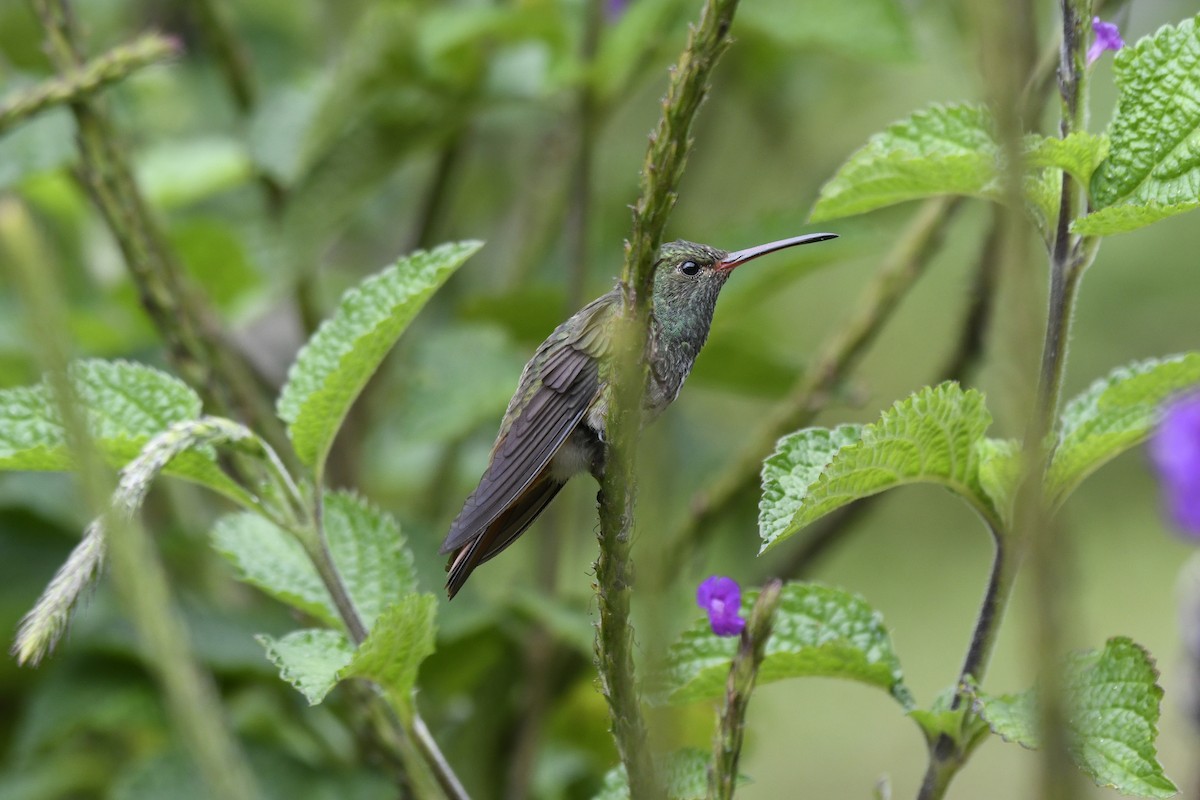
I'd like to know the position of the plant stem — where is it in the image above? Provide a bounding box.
[709,580,783,800]
[676,196,963,550]
[0,33,177,135]
[595,0,742,795]
[29,0,293,468]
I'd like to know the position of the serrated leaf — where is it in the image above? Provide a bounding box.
[257,629,354,705]
[1049,353,1200,503]
[342,594,437,720]
[758,425,863,549]
[211,490,415,630]
[0,360,246,502]
[1082,15,1200,235]
[810,104,998,222]
[211,512,340,626]
[1024,132,1109,187]
[655,583,911,708]
[321,491,417,628]
[975,637,1177,798]
[277,241,483,470]
[593,748,746,800]
[761,383,997,552]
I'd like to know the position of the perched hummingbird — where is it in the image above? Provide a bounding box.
[440,233,837,597]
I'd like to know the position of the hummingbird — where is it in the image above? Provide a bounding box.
[439,233,837,597]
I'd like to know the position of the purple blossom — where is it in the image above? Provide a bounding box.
[1150,392,1200,536]
[697,576,746,637]
[605,0,629,23]
[1087,17,1124,66]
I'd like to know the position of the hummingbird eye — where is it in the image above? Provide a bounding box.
[680,260,700,276]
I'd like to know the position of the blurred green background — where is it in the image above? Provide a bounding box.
[1,0,1198,797]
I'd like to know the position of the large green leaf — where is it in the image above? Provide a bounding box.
[1024,132,1109,187]
[810,104,997,222]
[256,629,354,705]
[211,512,340,627]
[1048,353,1200,503]
[975,637,1176,798]
[211,491,416,630]
[758,425,862,550]
[760,383,998,552]
[342,594,437,720]
[655,583,911,708]
[0,360,244,501]
[593,749,746,800]
[1075,15,1200,235]
[277,241,483,471]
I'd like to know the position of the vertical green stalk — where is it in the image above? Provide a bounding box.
[708,580,783,800]
[595,0,742,795]
[3,199,260,800]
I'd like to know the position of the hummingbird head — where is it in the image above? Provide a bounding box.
[650,233,837,339]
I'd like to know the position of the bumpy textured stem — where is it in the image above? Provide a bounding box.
[0,33,176,134]
[29,0,292,465]
[677,195,963,549]
[709,580,783,800]
[595,0,742,795]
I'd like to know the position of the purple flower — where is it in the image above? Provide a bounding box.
[605,0,628,23]
[1150,392,1200,536]
[1087,17,1124,66]
[697,576,746,637]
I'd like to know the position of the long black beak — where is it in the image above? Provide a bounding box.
[716,232,838,271]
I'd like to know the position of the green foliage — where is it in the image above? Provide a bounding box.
[1023,132,1109,187]
[656,583,911,708]
[594,748,745,800]
[0,360,243,498]
[760,383,999,552]
[1048,353,1200,503]
[277,241,483,471]
[256,629,354,705]
[1078,15,1200,236]
[341,594,438,720]
[738,0,915,62]
[974,638,1176,798]
[758,425,862,549]
[211,491,416,630]
[809,104,997,222]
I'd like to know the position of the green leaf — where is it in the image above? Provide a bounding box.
[277,241,483,471]
[975,637,1177,798]
[909,686,990,750]
[256,629,354,705]
[760,383,997,552]
[976,438,1020,526]
[1024,132,1109,187]
[0,360,245,502]
[210,512,340,627]
[342,594,437,720]
[593,749,746,800]
[810,104,997,222]
[1081,15,1200,235]
[211,491,416,630]
[1071,202,1200,236]
[1048,353,1200,503]
[321,491,417,629]
[758,425,863,550]
[655,583,911,708]
[739,0,914,62]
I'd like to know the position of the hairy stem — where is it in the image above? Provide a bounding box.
[596,0,742,794]
[676,196,963,550]
[0,33,177,135]
[29,0,293,467]
[709,580,783,800]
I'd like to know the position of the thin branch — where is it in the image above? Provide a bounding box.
[29,0,293,467]
[0,33,177,135]
[709,579,783,800]
[675,196,963,550]
[596,0,743,795]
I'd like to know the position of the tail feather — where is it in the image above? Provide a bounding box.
[445,474,565,598]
